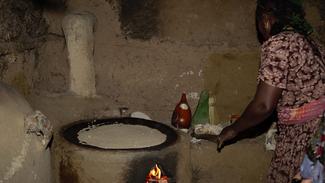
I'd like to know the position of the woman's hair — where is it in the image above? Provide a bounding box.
[256,0,313,37]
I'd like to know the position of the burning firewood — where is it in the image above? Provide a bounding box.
[146,164,169,183]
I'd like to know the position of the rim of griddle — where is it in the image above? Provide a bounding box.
[62,117,178,151]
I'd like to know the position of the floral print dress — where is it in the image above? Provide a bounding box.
[300,113,325,183]
[257,31,325,183]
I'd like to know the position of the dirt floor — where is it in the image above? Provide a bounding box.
[191,134,273,183]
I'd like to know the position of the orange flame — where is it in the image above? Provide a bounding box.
[149,164,161,179]
[146,164,168,183]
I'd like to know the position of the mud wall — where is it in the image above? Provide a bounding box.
[0,0,48,95]
[1,0,324,123]
[35,0,323,123]
[0,1,321,183]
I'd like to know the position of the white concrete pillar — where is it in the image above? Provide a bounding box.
[62,12,97,97]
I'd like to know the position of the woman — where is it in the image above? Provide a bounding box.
[196,0,325,182]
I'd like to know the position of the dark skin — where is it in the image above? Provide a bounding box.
[217,81,283,150]
[194,10,283,151]
[194,82,283,150]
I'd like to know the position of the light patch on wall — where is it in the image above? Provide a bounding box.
[198,69,203,77]
[188,92,199,100]
[204,52,260,122]
[174,84,180,89]
[179,71,194,78]
[4,54,17,63]
[32,170,38,180]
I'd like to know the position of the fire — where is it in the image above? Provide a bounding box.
[146,164,168,183]
[149,164,161,179]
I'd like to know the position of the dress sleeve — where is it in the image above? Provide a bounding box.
[258,35,290,89]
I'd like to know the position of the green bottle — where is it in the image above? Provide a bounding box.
[191,90,209,127]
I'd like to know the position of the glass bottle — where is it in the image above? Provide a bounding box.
[171,93,192,129]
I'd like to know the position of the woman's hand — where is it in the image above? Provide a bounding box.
[216,125,238,151]
[192,125,238,152]
[193,81,282,152]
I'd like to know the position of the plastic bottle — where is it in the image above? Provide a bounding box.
[171,93,192,129]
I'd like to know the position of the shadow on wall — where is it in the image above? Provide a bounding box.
[32,0,67,10]
[319,0,325,43]
[320,0,325,18]
[109,0,160,40]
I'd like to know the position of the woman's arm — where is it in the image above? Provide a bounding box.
[217,81,283,149]
[232,81,283,132]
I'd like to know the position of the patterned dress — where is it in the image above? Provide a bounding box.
[257,31,325,183]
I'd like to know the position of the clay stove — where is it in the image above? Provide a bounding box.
[59,117,191,183]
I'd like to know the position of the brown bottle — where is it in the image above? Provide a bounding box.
[171,93,192,129]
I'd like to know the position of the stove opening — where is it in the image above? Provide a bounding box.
[145,164,168,183]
